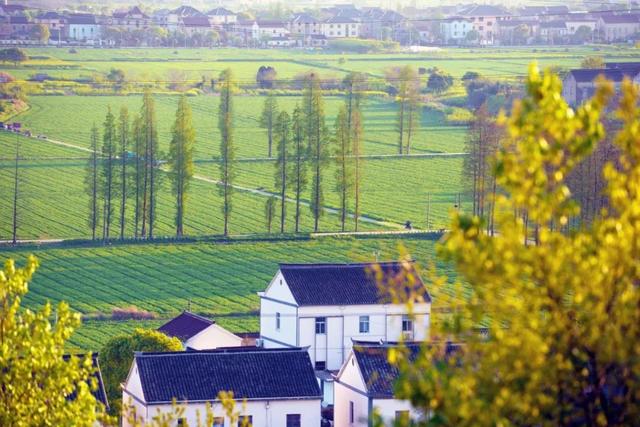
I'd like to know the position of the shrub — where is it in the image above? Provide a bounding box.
[111,306,157,320]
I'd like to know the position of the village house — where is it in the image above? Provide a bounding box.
[562,65,640,106]
[258,261,431,405]
[157,311,243,350]
[359,7,404,41]
[539,21,569,44]
[497,20,539,45]
[254,20,290,41]
[206,7,237,26]
[598,14,640,43]
[112,6,151,31]
[181,15,211,36]
[122,347,322,427]
[322,15,361,39]
[565,13,598,37]
[289,13,322,38]
[458,4,512,45]
[439,17,473,44]
[67,13,100,43]
[34,12,67,41]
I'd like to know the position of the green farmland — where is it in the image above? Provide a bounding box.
[3,235,451,351]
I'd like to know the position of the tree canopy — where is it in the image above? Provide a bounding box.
[389,64,640,425]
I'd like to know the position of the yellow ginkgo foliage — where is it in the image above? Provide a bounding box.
[391,65,640,426]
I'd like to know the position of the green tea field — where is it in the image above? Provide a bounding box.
[3,234,452,351]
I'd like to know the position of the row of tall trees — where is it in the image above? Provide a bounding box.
[85,90,162,241]
[261,72,366,233]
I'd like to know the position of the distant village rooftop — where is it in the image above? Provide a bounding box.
[157,311,214,341]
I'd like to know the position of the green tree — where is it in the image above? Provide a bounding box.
[31,24,50,44]
[334,105,354,232]
[167,96,196,237]
[218,68,236,237]
[259,92,278,158]
[101,107,117,242]
[343,72,366,231]
[0,48,27,66]
[390,66,640,425]
[100,328,182,415]
[304,73,328,232]
[581,55,605,69]
[131,114,144,238]
[140,90,159,239]
[465,29,480,43]
[0,257,109,425]
[265,196,276,233]
[393,65,420,155]
[274,110,292,233]
[85,123,100,241]
[427,69,454,94]
[290,104,308,233]
[573,25,593,44]
[118,106,129,240]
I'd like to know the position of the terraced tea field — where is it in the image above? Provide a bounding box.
[2,235,452,350]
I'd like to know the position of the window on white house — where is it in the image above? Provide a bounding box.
[315,317,326,334]
[237,416,252,427]
[212,417,224,427]
[315,360,326,370]
[349,401,355,424]
[286,414,301,427]
[276,312,281,330]
[359,316,370,333]
[402,315,413,332]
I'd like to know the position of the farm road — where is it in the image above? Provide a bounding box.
[28,135,405,230]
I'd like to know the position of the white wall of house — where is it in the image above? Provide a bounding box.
[185,324,243,350]
[68,24,100,41]
[372,399,422,425]
[322,22,361,38]
[123,364,322,427]
[259,269,431,371]
[440,20,472,43]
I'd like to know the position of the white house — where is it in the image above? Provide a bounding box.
[334,342,460,426]
[334,343,420,426]
[255,20,290,40]
[562,66,640,106]
[157,311,243,350]
[258,262,431,405]
[122,347,322,427]
[439,17,473,44]
[598,14,640,42]
[67,13,101,42]
[322,16,361,38]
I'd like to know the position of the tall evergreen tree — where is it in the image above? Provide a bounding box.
[131,114,144,238]
[117,106,129,240]
[85,124,100,241]
[259,92,278,158]
[101,107,117,242]
[392,65,420,155]
[10,131,19,244]
[265,196,276,234]
[140,90,159,239]
[167,96,196,237]
[343,73,365,231]
[304,73,328,232]
[290,105,308,233]
[334,106,354,232]
[274,110,291,233]
[218,68,236,237]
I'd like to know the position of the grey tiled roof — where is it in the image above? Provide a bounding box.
[279,261,430,307]
[135,348,321,403]
[158,311,214,341]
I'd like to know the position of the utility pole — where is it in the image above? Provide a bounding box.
[426,192,431,230]
[11,131,19,244]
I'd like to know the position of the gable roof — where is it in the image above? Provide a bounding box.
[171,5,205,18]
[278,261,430,307]
[291,13,319,24]
[182,16,211,27]
[600,14,640,24]
[351,342,460,398]
[207,7,235,17]
[67,13,97,25]
[134,348,321,403]
[568,68,640,83]
[459,4,510,17]
[157,311,214,341]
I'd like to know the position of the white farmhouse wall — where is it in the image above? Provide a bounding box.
[186,324,242,350]
[372,398,422,424]
[123,398,321,427]
[260,272,298,348]
[334,382,368,426]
